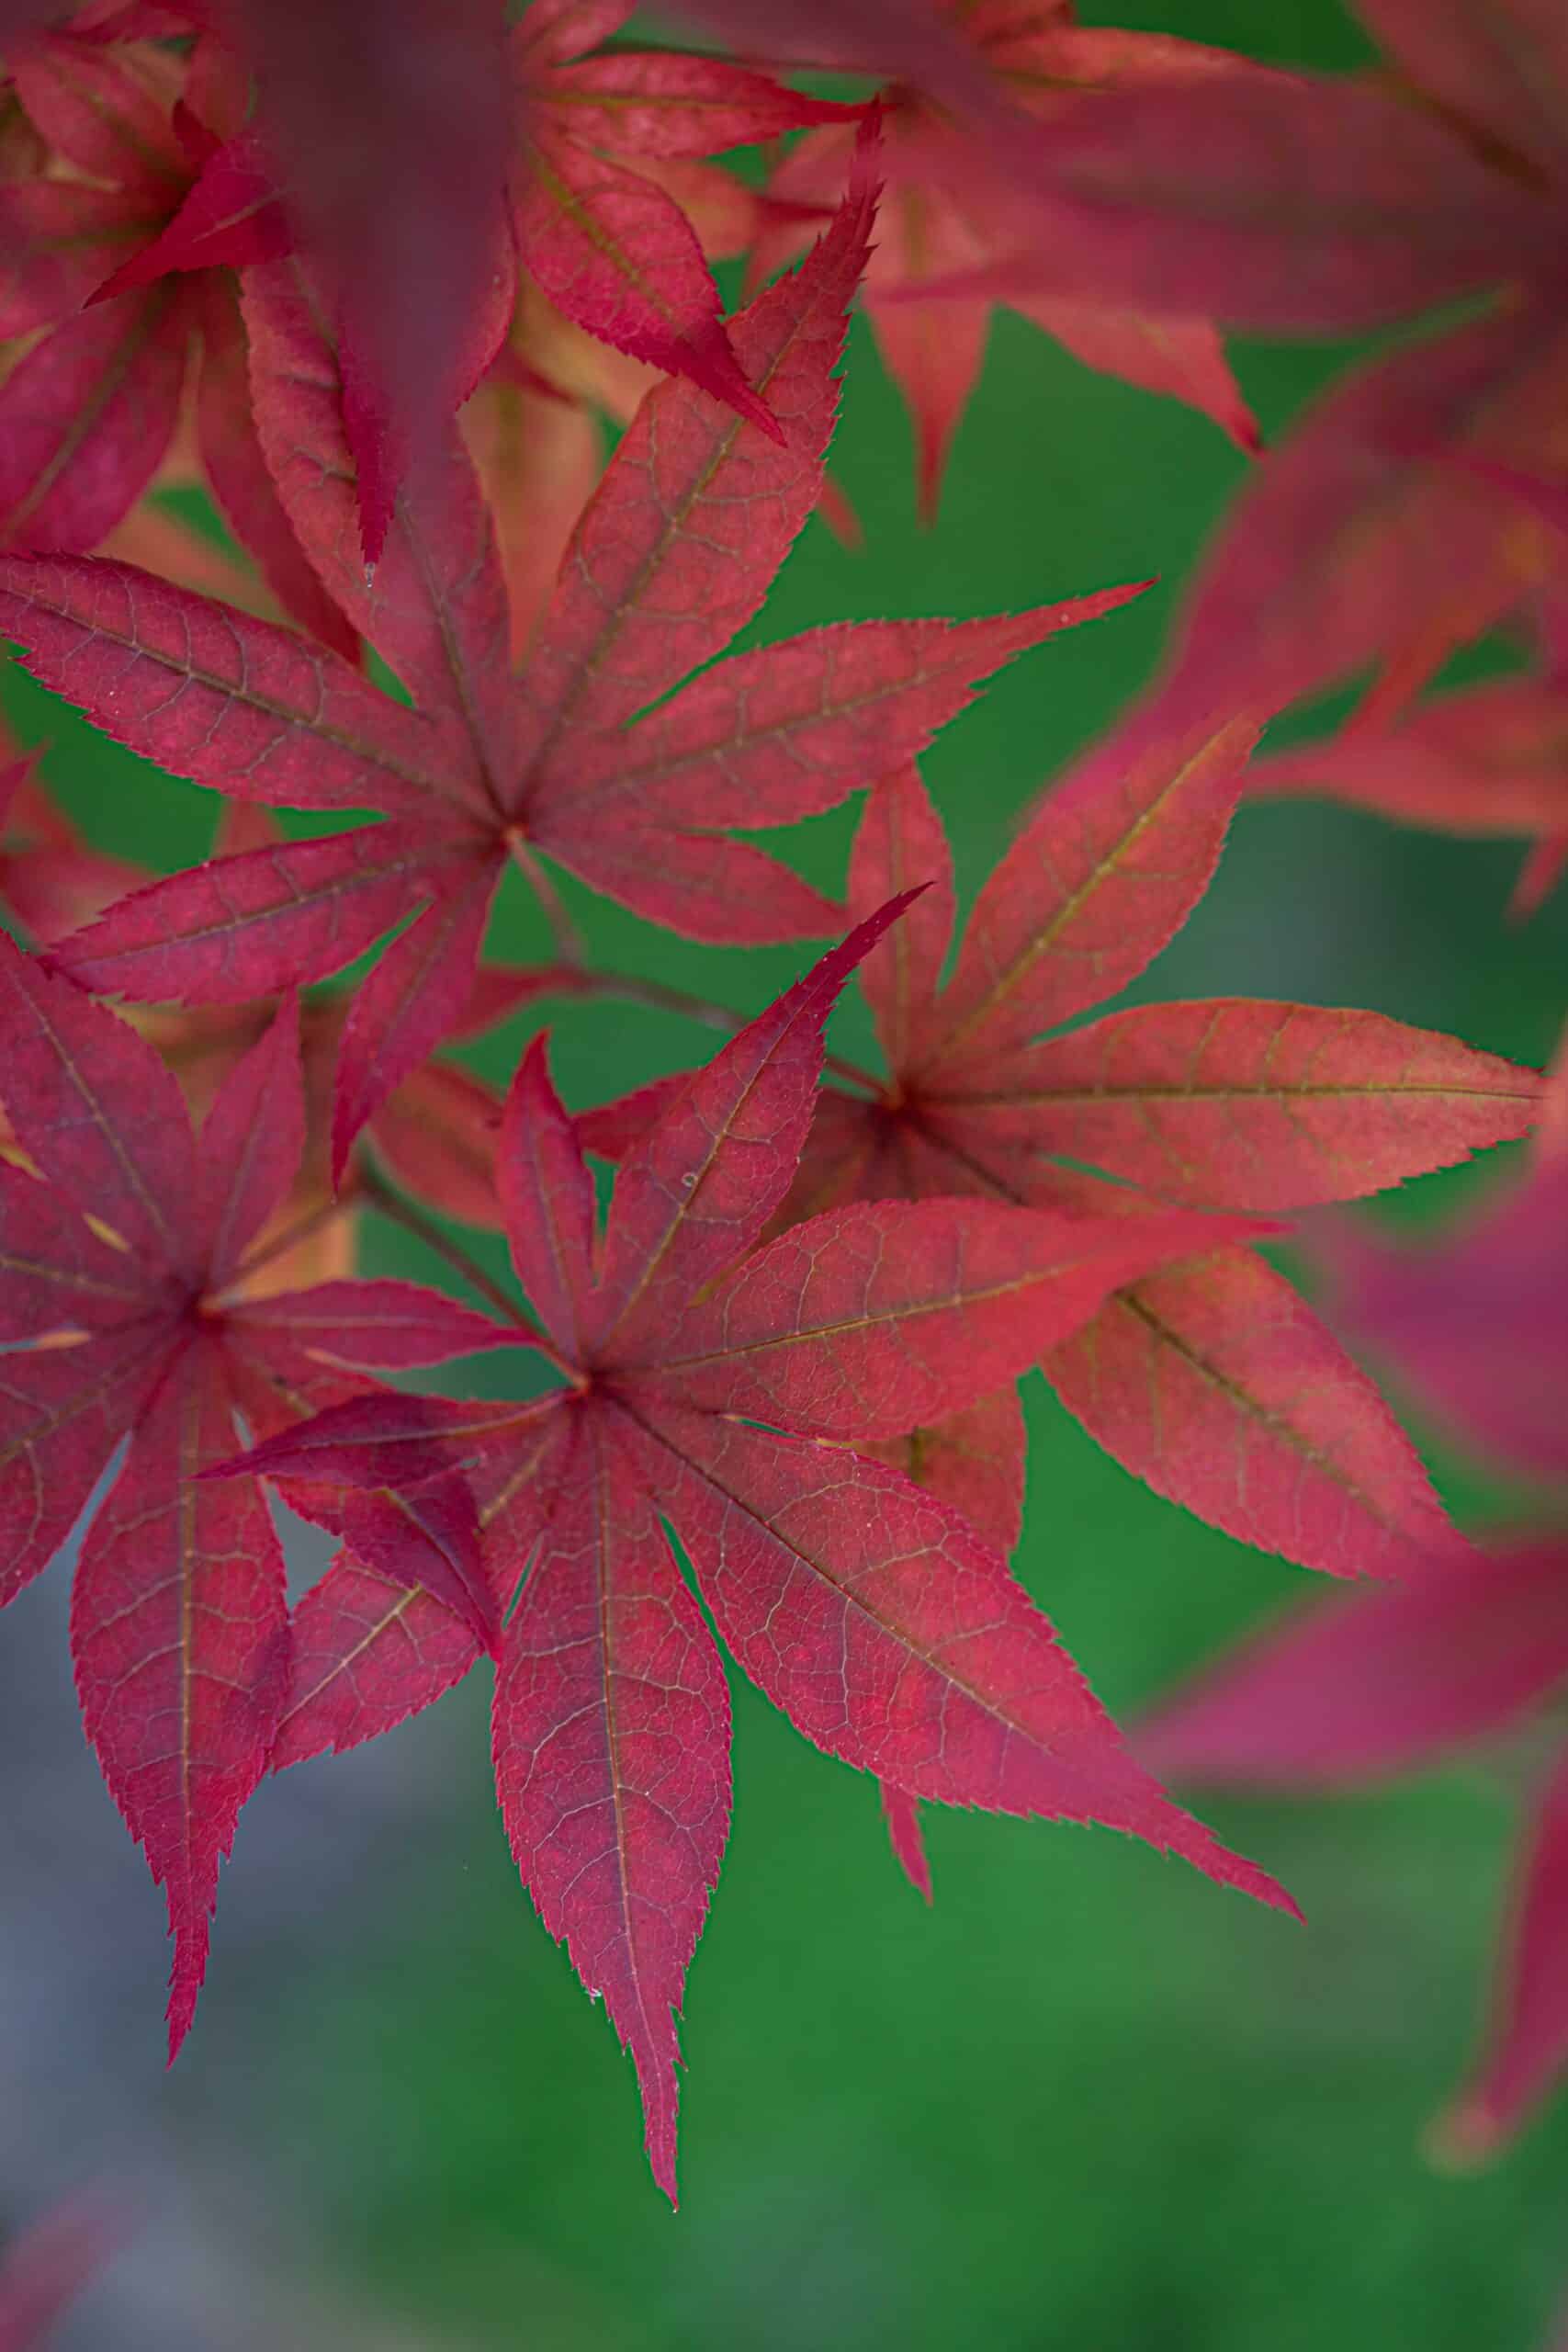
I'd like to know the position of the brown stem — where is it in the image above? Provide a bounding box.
[222,1192,357,1295]
[506,832,585,968]
[567,967,884,1096]
[358,1168,581,1382]
[583,967,741,1035]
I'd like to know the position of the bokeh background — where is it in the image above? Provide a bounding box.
[4,0,1568,2344]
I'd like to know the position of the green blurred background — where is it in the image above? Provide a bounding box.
[6,1,1568,2346]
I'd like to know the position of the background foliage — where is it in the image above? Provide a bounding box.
[4,0,1566,2345]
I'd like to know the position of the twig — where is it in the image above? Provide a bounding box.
[566,967,885,1096]
[358,1167,581,1383]
[507,831,586,967]
[222,1193,357,1295]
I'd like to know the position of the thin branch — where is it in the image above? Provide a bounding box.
[222,1192,357,1295]
[565,967,885,1096]
[507,831,586,967]
[358,1167,581,1384]
[499,845,885,1093]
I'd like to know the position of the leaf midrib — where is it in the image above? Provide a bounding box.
[946,1077,1540,1106]
[647,1250,1138,1375]
[2,582,469,816]
[624,1400,1083,1765]
[517,217,835,786]
[0,285,171,542]
[923,720,1247,1073]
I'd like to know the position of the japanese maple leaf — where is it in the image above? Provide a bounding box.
[507,0,855,435]
[0,0,1045,561]
[1150,299,1568,743]
[0,2193,126,2352]
[866,1,1568,725]
[467,250,863,659]
[0,134,1142,1180]
[1253,673,1568,920]
[581,703,1540,1593]
[1144,1046,1568,2157]
[220,902,1297,2199]
[465,184,839,658]
[0,26,355,656]
[1141,1537,1568,2160]
[0,782,540,1266]
[1248,562,1568,921]
[0,735,145,943]
[1098,0,1568,729]
[1320,1031,1568,1498]
[71,2,851,559]
[917,0,1555,339]
[0,0,512,567]
[752,5,1259,517]
[202,0,515,570]
[0,943,510,2047]
[3,0,1076,565]
[8,1,515,571]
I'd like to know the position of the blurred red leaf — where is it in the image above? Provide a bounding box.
[0,2191,126,2352]
[753,12,1262,514]
[1141,1537,1568,2150]
[1255,675,1568,914]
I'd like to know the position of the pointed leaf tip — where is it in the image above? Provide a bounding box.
[881,1783,933,1902]
[589,888,925,1358]
[166,1933,208,2065]
[502,1027,598,1359]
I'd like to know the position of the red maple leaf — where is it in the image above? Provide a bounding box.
[872,2,1568,727]
[0,132,1142,1182]
[0,27,355,654]
[0,0,1089,562]
[1143,1044,1568,2159]
[507,0,855,435]
[0,6,840,572]
[753,4,1260,517]
[1118,4,1568,728]
[1155,300,1568,741]
[1323,1034,1568,1499]
[464,265,861,657]
[1142,1538,1568,2161]
[463,288,660,660]
[16,0,516,571]
[0,2191,127,2352]
[574,705,1538,1888]
[219,902,1298,2199]
[0,777,553,1268]
[97,3,851,556]
[0,942,511,2048]
[202,0,514,570]
[581,705,1540,1591]
[914,9,1542,336]
[1253,652,1568,921]
[216,0,1054,565]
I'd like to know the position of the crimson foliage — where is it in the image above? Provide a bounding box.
[0,0,1562,2254]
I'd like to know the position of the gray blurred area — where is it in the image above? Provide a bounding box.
[0,1510,473,2351]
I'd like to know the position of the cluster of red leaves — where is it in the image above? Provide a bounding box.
[749,1,1264,515]
[0,0,1562,2241]
[0,0,866,578]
